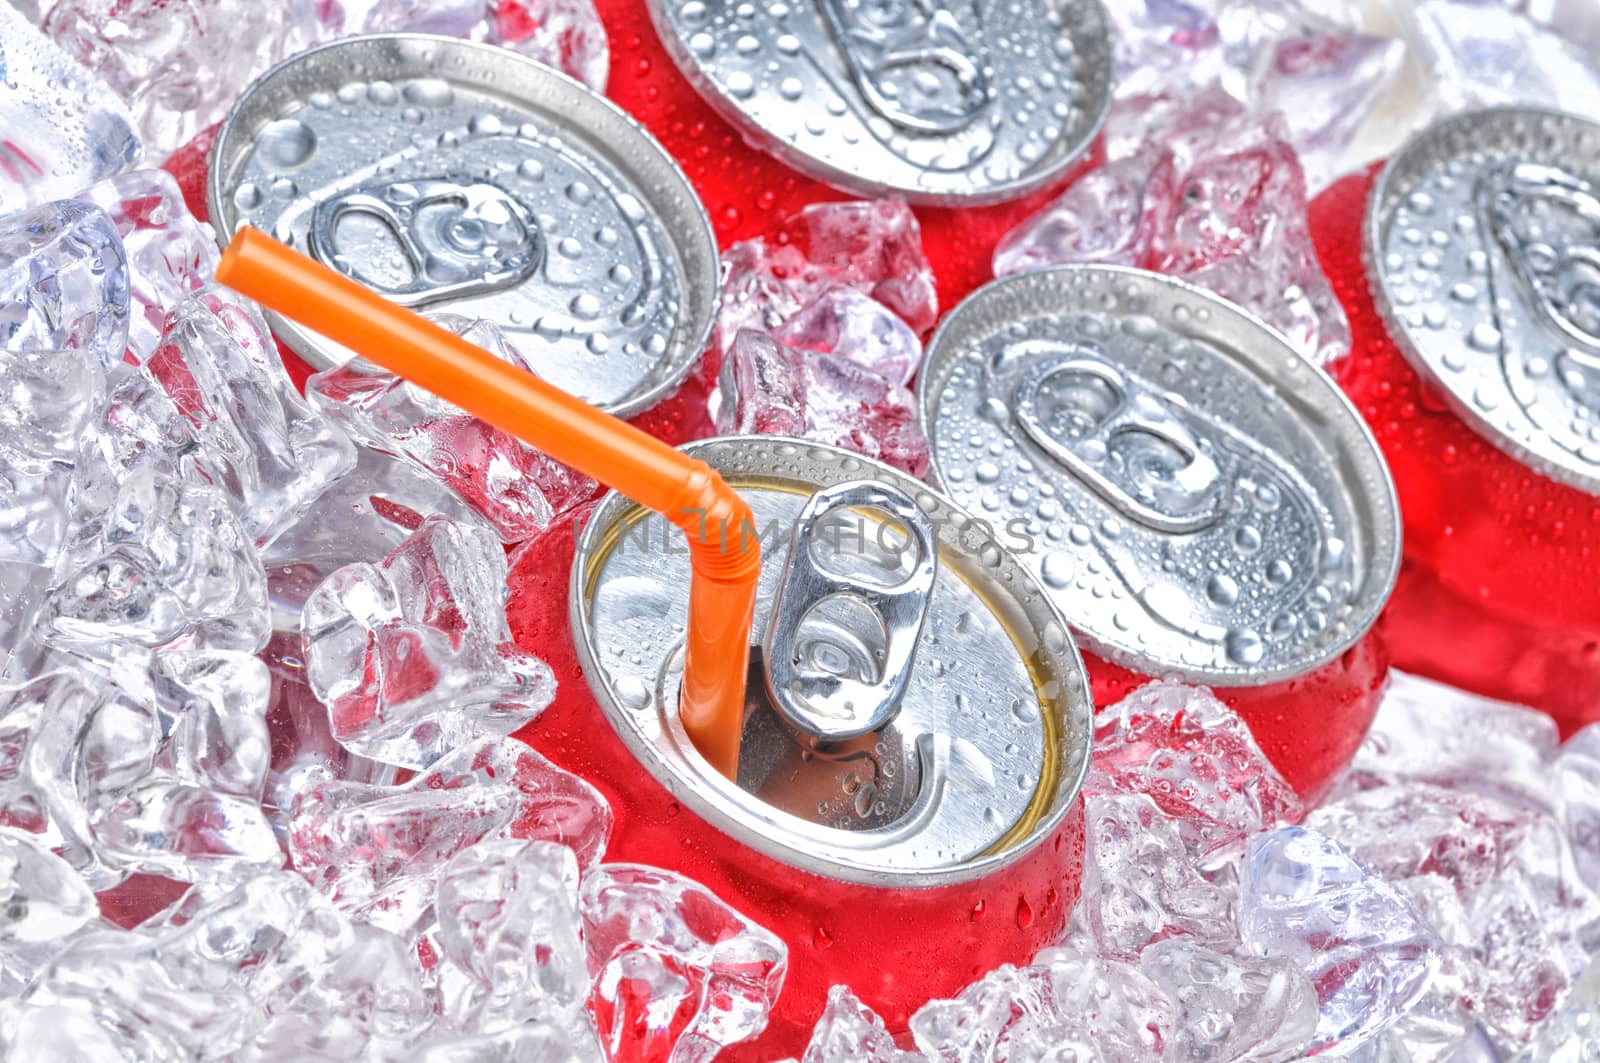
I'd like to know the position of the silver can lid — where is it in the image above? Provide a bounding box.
[570,437,1093,884]
[918,266,1401,686]
[1367,106,1600,495]
[209,34,719,418]
[647,0,1113,205]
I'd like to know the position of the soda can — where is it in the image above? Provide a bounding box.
[917,266,1402,798]
[1312,106,1600,731]
[646,0,1114,204]
[553,436,1093,1054]
[208,33,719,417]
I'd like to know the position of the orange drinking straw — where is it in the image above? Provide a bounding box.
[216,228,757,779]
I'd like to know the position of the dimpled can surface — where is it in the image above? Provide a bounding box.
[918,266,1402,799]
[1314,107,1600,733]
[209,33,720,417]
[509,437,1092,1056]
[647,0,1113,204]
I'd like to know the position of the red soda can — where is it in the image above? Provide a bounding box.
[1312,107,1600,734]
[917,266,1402,800]
[514,437,1094,1057]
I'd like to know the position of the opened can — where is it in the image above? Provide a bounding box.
[208,33,720,418]
[917,266,1402,799]
[1312,106,1600,732]
[646,0,1114,204]
[516,436,1093,1055]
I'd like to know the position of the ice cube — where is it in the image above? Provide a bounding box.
[1151,111,1348,363]
[1101,0,1398,193]
[0,340,105,678]
[1511,952,1600,1063]
[41,0,326,160]
[16,872,337,1058]
[419,738,612,876]
[42,467,270,654]
[1139,936,1319,1062]
[73,363,222,517]
[306,316,597,544]
[89,780,284,884]
[1239,826,1439,1054]
[79,169,220,366]
[0,344,105,569]
[1310,782,1600,1050]
[1079,792,1239,960]
[792,201,937,334]
[257,921,435,1056]
[582,864,787,1063]
[0,564,51,685]
[1337,671,1559,814]
[150,286,356,550]
[1252,30,1405,193]
[774,285,924,387]
[1102,0,1225,101]
[259,630,398,840]
[799,986,921,1063]
[715,199,937,371]
[0,198,129,371]
[0,826,97,943]
[300,517,556,769]
[487,0,610,91]
[348,0,609,90]
[1086,681,1304,867]
[1557,724,1600,893]
[289,736,607,937]
[714,331,930,477]
[993,148,1180,277]
[0,668,123,889]
[997,92,1350,364]
[148,650,273,799]
[1395,0,1600,120]
[435,839,593,1040]
[415,1021,600,1063]
[1033,941,1180,1060]
[289,776,520,938]
[0,4,141,210]
[908,964,1056,1062]
[263,444,498,628]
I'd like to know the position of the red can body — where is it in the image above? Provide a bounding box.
[1311,169,1600,734]
[1082,634,1390,806]
[506,508,1086,1059]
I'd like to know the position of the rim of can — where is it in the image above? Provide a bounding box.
[1364,104,1600,497]
[644,0,1115,207]
[208,32,721,420]
[568,436,1095,887]
[916,264,1403,688]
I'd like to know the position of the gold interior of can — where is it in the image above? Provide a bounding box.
[579,475,1065,862]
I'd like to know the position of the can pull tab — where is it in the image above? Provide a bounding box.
[763,480,938,743]
[308,178,542,308]
[1481,161,1600,354]
[818,0,990,135]
[1012,350,1227,534]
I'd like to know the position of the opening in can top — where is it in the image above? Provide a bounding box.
[647,0,1113,205]
[1367,106,1600,496]
[918,266,1402,687]
[570,438,1094,886]
[209,34,720,419]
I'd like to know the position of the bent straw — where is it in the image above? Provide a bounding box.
[216,227,758,779]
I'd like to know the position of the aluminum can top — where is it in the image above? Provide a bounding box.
[918,266,1402,687]
[1367,106,1600,495]
[209,33,720,418]
[647,0,1113,205]
[570,437,1094,885]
